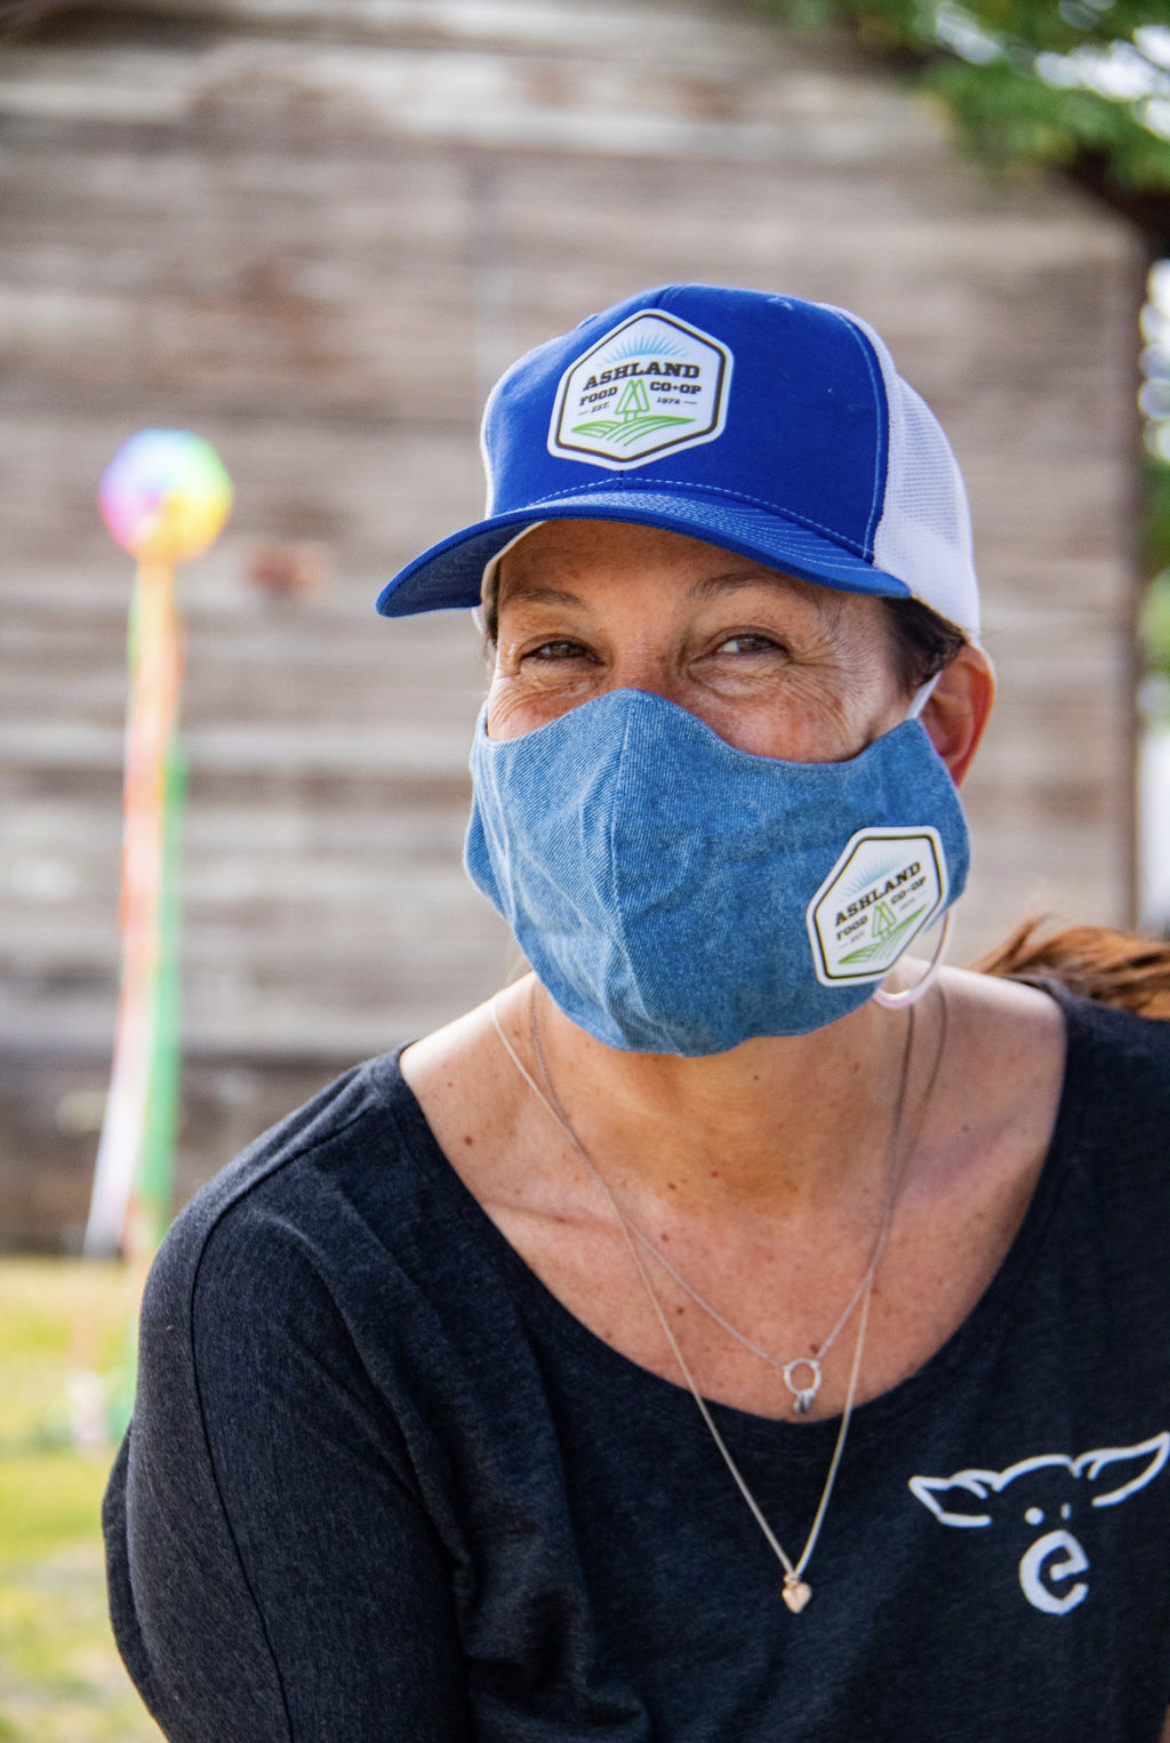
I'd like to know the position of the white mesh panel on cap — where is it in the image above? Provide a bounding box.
[877,374,980,639]
[827,307,980,640]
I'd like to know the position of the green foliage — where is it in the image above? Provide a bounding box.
[1141,567,1170,674]
[927,56,1170,188]
[751,0,1170,198]
[753,0,1170,679]
[1144,454,1170,574]
[962,0,1163,52]
[1142,464,1170,677]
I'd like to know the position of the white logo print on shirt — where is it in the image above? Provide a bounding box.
[909,1432,1169,1615]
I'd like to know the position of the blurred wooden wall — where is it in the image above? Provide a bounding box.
[0,0,1142,1247]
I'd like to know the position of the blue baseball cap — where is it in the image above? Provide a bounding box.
[376,284,980,639]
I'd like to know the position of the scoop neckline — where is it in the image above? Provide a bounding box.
[388,985,1087,1446]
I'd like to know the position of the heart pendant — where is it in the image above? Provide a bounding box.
[782,1576,812,1614]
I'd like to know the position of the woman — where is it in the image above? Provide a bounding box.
[105,285,1170,1740]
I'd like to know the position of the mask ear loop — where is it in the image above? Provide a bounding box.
[873,908,953,1010]
[873,667,952,1009]
[905,670,942,722]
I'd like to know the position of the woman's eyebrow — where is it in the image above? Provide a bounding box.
[498,582,584,609]
[689,570,794,600]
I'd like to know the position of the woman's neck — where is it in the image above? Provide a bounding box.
[510,974,923,1226]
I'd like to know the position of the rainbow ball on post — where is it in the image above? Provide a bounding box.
[100,430,232,565]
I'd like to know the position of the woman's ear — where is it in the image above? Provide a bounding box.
[919,644,994,787]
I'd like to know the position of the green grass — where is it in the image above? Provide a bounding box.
[0,1261,163,1742]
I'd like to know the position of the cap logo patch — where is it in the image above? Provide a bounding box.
[548,311,732,472]
[806,827,948,986]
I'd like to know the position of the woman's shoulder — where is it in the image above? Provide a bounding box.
[146,1049,443,1326]
[1052,981,1170,1139]
[953,963,1170,1166]
[922,968,1170,1213]
[951,961,1170,1079]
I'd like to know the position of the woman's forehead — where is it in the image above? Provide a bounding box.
[496,519,854,623]
[501,518,753,575]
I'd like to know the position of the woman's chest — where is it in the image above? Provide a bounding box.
[443,1318,1170,1743]
[482,1138,1044,1421]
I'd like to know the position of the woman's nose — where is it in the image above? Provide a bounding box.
[605,648,686,709]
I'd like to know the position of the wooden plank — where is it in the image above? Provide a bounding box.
[0,0,1143,1245]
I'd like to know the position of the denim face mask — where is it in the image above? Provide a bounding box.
[465,688,970,1056]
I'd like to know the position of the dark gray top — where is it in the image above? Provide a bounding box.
[105,991,1170,1741]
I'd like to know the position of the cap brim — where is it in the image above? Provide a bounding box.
[375,489,910,618]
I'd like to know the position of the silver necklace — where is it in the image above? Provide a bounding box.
[490,986,942,1613]
[530,983,927,1415]
[529,990,915,1417]
[628,1217,870,1416]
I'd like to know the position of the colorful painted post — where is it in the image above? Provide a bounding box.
[84,430,232,1262]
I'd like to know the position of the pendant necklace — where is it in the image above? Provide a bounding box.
[490,982,947,1613]
[618,1163,880,1416]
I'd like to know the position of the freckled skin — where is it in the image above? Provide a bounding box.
[487,521,908,762]
[401,516,1063,1444]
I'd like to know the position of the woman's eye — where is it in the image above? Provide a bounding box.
[715,633,784,656]
[525,639,592,662]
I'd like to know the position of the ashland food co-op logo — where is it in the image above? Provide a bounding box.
[548,311,732,470]
[807,828,948,986]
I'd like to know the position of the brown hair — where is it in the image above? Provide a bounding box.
[973,919,1170,1019]
[881,596,967,692]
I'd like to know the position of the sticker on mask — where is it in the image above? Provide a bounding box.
[806,827,948,986]
[547,311,733,471]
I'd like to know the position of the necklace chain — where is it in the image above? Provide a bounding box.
[526,987,913,1414]
[629,1219,870,1413]
[490,981,948,1611]
[567,1074,891,1414]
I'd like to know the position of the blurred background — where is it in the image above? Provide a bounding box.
[0,0,1167,1734]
